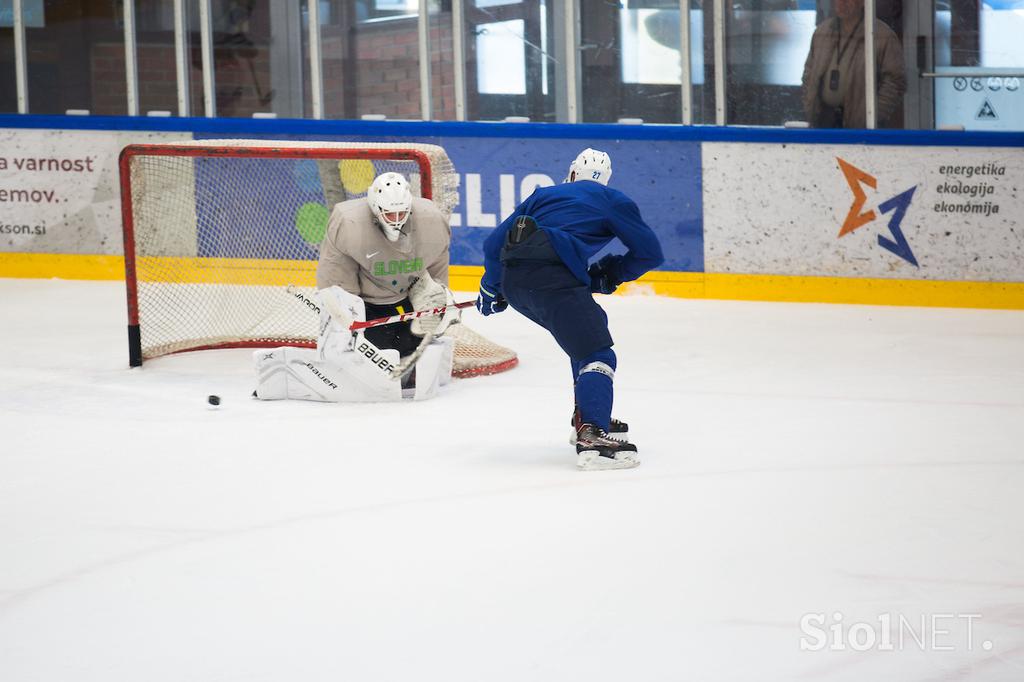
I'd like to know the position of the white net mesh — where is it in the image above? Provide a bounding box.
[164,139,460,219]
[122,140,516,378]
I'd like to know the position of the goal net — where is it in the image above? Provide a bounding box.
[119,139,517,378]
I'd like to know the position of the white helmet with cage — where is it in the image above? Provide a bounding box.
[565,148,612,186]
[367,172,413,241]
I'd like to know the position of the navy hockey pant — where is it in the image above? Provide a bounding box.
[500,228,616,431]
[364,298,421,357]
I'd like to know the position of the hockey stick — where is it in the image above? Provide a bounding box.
[390,331,436,381]
[350,300,476,332]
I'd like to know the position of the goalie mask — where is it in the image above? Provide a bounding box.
[565,148,612,186]
[367,172,413,242]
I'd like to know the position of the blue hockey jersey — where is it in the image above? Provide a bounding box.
[481,180,664,294]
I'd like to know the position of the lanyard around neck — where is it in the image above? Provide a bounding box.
[836,15,864,64]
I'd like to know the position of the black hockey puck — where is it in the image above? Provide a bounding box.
[207,395,221,406]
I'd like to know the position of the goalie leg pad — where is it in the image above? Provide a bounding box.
[254,344,404,402]
[317,286,366,364]
[436,336,455,388]
[254,347,352,402]
[410,337,455,400]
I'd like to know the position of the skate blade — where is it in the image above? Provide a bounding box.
[576,449,640,471]
[569,428,630,446]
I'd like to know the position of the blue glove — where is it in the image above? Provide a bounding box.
[476,284,508,316]
[587,254,624,295]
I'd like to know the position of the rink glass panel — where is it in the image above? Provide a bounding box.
[724,0,816,126]
[580,1,717,124]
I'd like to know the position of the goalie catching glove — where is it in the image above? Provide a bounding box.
[408,272,459,337]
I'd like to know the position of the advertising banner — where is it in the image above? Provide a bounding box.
[192,132,705,272]
[0,129,191,255]
[436,136,703,272]
[4,125,1021,293]
[703,142,1024,281]
[0,126,705,275]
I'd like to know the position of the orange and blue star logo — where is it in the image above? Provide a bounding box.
[837,158,919,267]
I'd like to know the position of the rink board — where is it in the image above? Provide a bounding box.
[0,116,1022,309]
[702,143,1024,282]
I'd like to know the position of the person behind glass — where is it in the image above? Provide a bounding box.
[801,0,906,128]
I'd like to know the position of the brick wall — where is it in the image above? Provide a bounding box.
[89,43,127,115]
[91,40,274,117]
[337,14,456,120]
[90,13,457,120]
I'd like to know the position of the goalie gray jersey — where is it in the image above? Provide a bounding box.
[316,196,451,305]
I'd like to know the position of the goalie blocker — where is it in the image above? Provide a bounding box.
[253,286,454,402]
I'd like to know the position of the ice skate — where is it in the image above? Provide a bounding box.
[575,423,639,471]
[569,409,628,445]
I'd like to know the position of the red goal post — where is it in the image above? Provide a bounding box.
[119,139,516,378]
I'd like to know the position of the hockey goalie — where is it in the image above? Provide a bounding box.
[254,172,460,402]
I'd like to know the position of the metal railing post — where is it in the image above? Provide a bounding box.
[864,0,877,128]
[679,0,692,124]
[309,0,324,119]
[452,0,467,121]
[418,0,433,120]
[713,0,726,125]
[13,0,28,113]
[124,0,139,116]
[199,0,216,117]
[173,0,190,116]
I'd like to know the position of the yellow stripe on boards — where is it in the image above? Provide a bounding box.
[454,266,1024,310]
[699,273,1024,311]
[448,265,486,294]
[2,254,1022,310]
[0,253,318,286]
[134,256,317,287]
[0,252,125,280]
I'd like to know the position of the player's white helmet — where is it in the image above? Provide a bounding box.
[367,172,413,241]
[566,148,612,186]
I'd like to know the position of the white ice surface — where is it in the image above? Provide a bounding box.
[2,278,1023,681]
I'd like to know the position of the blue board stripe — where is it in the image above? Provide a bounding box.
[1,114,1022,148]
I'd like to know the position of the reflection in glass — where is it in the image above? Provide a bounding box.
[936,2,1024,67]
[620,8,704,87]
[462,1,554,121]
[933,0,1023,130]
[580,1,714,124]
[0,23,13,112]
[203,0,278,118]
[799,0,906,128]
[316,0,425,119]
[17,2,126,115]
[135,1,184,115]
[726,0,817,125]
[476,19,527,94]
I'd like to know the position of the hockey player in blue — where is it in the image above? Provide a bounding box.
[476,148,664,470]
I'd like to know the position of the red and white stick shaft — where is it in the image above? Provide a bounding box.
[349,300,476,331]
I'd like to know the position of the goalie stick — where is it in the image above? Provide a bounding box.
[350,300,476,332]
[389,331,436,380]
